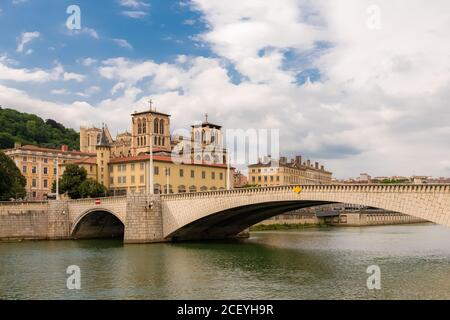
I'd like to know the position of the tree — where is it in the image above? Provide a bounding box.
[79,179,107,198]
[52,164,107,199]
[52,164,87,199]
[0,151,26,200]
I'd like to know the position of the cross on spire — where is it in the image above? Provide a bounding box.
[148,99,153,111]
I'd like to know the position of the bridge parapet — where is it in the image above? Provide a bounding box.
[160,184,450,202]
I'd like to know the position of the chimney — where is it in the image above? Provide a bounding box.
[280,156,287,164]
[295,156,302,165]
[321,165,324,171]
[61,144,69,152]
[307,159,310,166]
[14,142,22,149]
[315,162,319,169]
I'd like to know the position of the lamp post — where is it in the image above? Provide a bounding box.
[149,131,154,195]
[56,157,60,200]
[226,151,231,190]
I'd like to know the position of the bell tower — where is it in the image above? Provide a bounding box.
[131,100,171,156]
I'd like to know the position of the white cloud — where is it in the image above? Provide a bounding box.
[118,0,149,9]
[68,27,99,39]
[80,57,97,67]
[119,0,150,19]
[3,0,450,179]
[183,19,196,25]
[121,11,148,19]
[12,0,29,4]
[113,38,133,49]
[16,31,40,53]
[63,72,85,82]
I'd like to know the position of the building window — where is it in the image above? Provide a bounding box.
[22,166,27,173]
[32,179,36,188]
[276,176,280,182]
[122,176,127,184]
[43,180,48,188]
[258,176,261,182]
[118,177,122,184]
[90,165,93,172]
[44,167,48,175]
[202,171,206,179]
[32,157,36,163]
[252,176,256,183]
[140,163,144,170]
[118,165,121,172]
[165,168,170,176]
[23,157,27,162]
[211,172,215,180]
[154,119,159,134]
[270,176,274,182]
[220,173,223,180]
[154,166,159,175]
[131,164,135,171]
[160,119,164,134]
[54,168,57,175]
[110,177,114,185]
[179,169,184,177]
[32,166,37,174]
[191,170,195,178]
[122,164,126,171]
[43,158,48,163]
[264,176,268,182]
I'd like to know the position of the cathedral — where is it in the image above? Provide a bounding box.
[75,104,231,195]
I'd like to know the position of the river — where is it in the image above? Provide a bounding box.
[0,223,449,299]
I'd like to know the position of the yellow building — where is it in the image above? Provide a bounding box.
[248,155,332,187]
[3,144,95,200]
[61,106,232,196]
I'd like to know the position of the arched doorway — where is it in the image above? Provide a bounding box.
[72,210,125,240]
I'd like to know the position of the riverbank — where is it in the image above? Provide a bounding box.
[250,223,329,231]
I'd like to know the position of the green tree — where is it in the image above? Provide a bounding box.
[79,179,107,198]
[52,164,108,199]
[0,151,26,200]
[0,107,79,150]
[52,164,87,199]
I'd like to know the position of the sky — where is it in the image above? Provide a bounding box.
[1,0,450,179]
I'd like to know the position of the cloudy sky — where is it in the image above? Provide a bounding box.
[0,0,450,178]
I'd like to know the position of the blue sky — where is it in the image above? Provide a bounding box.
[1,0,450,178]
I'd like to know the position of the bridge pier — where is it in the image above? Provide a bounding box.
[124,194,166,244]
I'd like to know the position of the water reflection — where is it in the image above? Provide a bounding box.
[0,224,449,299]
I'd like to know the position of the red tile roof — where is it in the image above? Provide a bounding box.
[11,145,95,156]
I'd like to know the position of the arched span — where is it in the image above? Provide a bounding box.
[71,208,125,240]
[161,184,450,240]
[167,200,335,241]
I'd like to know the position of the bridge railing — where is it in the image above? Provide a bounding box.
[0,200,49,206]
[160,184,450,201]
[67,195,128,205]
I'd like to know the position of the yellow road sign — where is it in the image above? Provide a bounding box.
[293,186,302,194]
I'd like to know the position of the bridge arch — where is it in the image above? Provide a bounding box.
[161,185,450,241]
[71,208,125,240]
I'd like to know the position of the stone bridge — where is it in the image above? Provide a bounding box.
[1,184,449,243]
